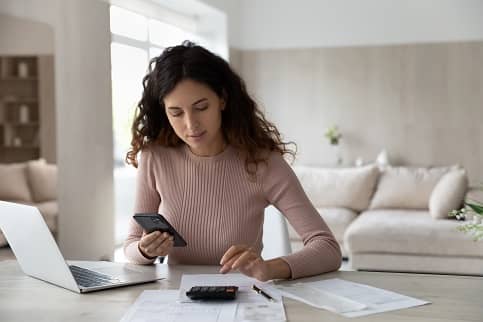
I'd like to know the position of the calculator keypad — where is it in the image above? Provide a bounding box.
[186,286,238,300]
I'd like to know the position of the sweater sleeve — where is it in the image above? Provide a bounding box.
[262,153,342,279]
[123,148,162,264]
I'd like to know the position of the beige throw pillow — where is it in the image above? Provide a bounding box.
[429,169,468,219]
[0,232,6,247]
[370,166,453,210]
[27,159,58,202]
[0,162,32,202]
[293,164,379,212]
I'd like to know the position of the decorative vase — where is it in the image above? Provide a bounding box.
[329,144,343,166]
[17,62,29,78]
[376,149,389,169]
[19,104,29,123]
[355,157,364,167]
[12,137,22,147]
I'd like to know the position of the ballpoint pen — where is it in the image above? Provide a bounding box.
[252,284,275,302]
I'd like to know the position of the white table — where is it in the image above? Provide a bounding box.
[0,260,482,321]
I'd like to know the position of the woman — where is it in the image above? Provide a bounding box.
[124,41,341,281]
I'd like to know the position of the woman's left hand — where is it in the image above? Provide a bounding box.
[219,244,272,281]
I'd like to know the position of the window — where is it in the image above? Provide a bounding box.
[110,5,204,245]
[150,20,188,47]
[111,43,147,165]
[110,6,147,41]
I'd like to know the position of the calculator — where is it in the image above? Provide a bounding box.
[186,286,239,300]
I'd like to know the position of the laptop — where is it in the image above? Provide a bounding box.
[0,201,164,293]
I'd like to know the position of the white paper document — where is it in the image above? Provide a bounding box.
[120,290,237,322]
[275,278,430,317]
[120,274,286,322]
[179,274,286,321]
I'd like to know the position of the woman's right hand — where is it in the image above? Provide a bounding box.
[138,231,174,259]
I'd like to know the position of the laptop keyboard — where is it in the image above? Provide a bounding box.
[69,265,122,288]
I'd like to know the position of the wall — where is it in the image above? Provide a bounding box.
[237,41,483,184]
[203,0,483,184]
[0,14,54,55]
[203,0,483,50]
[0,0,115,260]
[199,0,239,52]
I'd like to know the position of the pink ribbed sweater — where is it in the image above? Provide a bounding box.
[124,144,341,279]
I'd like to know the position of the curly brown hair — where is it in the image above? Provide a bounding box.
[126,41,295,175]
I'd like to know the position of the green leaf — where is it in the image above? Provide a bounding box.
[466,202,483,215]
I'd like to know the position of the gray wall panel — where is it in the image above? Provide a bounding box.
[235,41,483,184]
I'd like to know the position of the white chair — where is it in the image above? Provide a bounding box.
[262,205,292,259]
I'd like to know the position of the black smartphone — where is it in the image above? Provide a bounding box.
[133,213,187,247]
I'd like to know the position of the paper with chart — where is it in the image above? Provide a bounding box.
[179,274,286,321]
[275,278,430,317]
[119,290,237,322]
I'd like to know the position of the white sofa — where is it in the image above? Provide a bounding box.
[287,164,483,276]
[0,159,58,247]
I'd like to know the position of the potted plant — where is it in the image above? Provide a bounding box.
[324,125,342,145]
[324,125,343,165]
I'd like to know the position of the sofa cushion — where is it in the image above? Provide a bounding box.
[319,207,357,257]
[286,207,357,242]
[36,201,58,232]
[286,207,356,258]
[466,187,483,203]
[27,159,57,202]
[369,166,452,210]
[350,253,483,275]
[344,210,483,258]
[0,201,58,247]
[429,169,468,219]
[293,165,379,211]
[318,208,358,244]
[0,162,32,202]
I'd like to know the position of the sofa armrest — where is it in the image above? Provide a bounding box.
[465,187,483,203]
